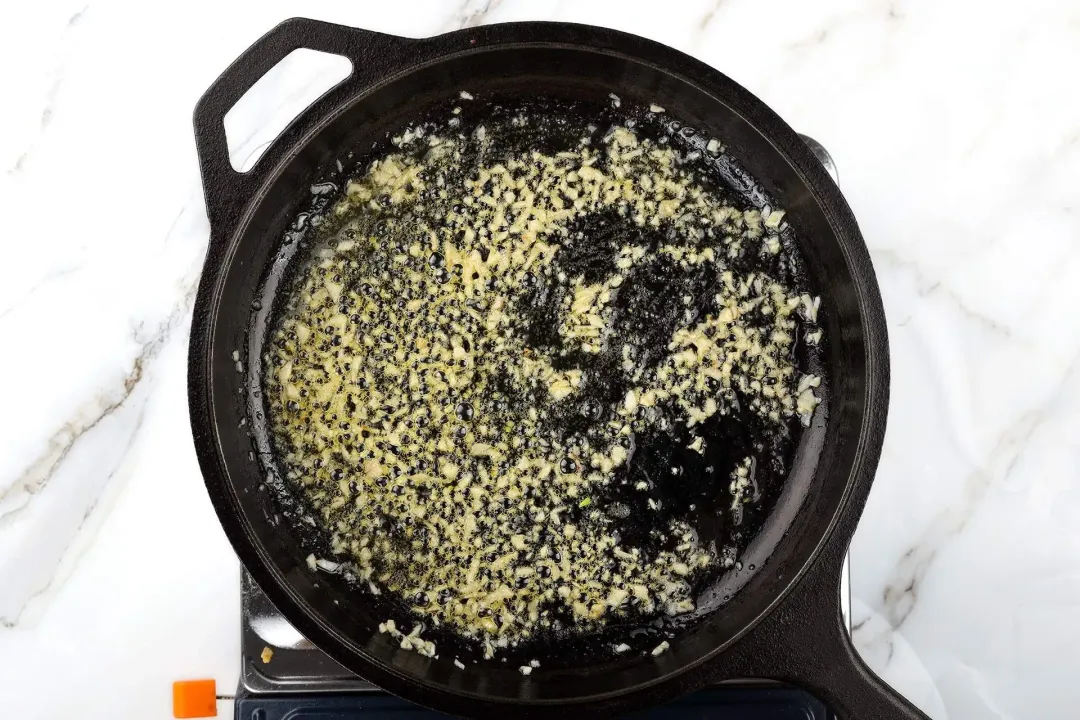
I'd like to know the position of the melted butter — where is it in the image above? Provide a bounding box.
[262,100,822,651]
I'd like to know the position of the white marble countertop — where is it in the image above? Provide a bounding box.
[2,1,1078,718]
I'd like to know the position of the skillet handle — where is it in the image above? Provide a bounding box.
[192,17,413,236]
[712,539,930,720]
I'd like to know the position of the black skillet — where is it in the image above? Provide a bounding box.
[189,17,928,719]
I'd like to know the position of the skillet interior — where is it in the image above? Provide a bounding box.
[200,42,868,704]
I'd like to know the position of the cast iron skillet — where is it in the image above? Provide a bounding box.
[189,17,928,719]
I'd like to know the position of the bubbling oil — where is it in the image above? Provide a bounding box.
[260,94,824,659]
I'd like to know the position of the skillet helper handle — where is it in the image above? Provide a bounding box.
[192,17,408,234]
[716,542,930,720]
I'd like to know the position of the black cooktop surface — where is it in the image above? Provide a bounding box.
[237,573,834,719]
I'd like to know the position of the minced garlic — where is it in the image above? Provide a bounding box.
[264,99,824,654]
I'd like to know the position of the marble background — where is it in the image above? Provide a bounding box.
[2,0,1078,718]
